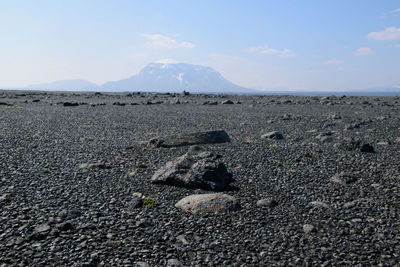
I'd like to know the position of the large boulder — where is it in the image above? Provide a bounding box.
[175,193,240,214]
[148,130,230,148]
[151,151,233,191]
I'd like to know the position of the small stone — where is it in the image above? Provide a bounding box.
[221,100,234,104]
[256,198,278,208]
[78,162,110,169]
[167,259,183,266]
[136,219,153,228]
[131,192,143,198]
[261,131,284,140]
[360,143,374,153]
[129,197,143,209]
[343,200,358,209]
[56,221,74,231]
[127,171,136,177]
[303,224,315,233]
[376,141,388,146]
[34,224,50,233]
[330,172,357,185]
[309,201,330,209]
[176,235,189,245]
[63,102,79,107]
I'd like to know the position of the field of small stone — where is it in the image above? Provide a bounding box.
[0,90,399,266]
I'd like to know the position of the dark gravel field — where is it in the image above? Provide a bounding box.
[0,90,399,266]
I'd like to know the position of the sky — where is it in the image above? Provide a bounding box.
[1,0,400,91]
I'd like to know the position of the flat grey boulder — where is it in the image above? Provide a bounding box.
[175,193,240,214]
[148,130,230,148]
[151,151,233,191]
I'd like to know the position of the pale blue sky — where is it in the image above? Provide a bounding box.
[1,0,400,90]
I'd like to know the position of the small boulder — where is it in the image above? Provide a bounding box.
[148,130,230,148]
[221,100,234,104]
[175,193,240,214]
[151,151,233,191]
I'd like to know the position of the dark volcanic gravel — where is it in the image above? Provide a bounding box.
[0,90,399,266]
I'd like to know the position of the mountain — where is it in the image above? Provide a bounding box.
[101,63,253,93]
[27,79,99,91]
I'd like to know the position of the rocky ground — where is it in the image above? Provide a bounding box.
[0,90,399,266]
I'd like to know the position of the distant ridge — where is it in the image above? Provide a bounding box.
[27,79,99,91]
[22,63,400,96]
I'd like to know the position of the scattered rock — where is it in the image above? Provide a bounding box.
[202,101,218,105]
[256,198,278,208]
[151,151,233,191]
[180,91,189,96]
[360,143,375,153]
[221,100,234,104]
[327,113,341,120]
[113,102,126,106]
[176,235,189,245]
[34,224,51,233]
[56,221,74,231]
[343,200,359,209]
[167,259,183,266]
[62,102,79,107]
[261,131,284,140]
[315,131,333,142]
[175,193,240,214]
[78,162,111,169]
[377,141,389,146]
[303,224,315,233]
[309,201,330,209]
[148,130,231,148]
[330,172,357,185]
[134,262,150,267]
[136,218,154,228]
[129,197,143,210]
[0,193,11,204]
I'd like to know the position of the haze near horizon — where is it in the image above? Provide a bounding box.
[1,0,400,92]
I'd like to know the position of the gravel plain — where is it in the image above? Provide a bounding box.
[0,90,399,266]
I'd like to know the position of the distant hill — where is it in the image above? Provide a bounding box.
[22,64,400,96]
[27,79,99,91]
[101,63,254,93]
